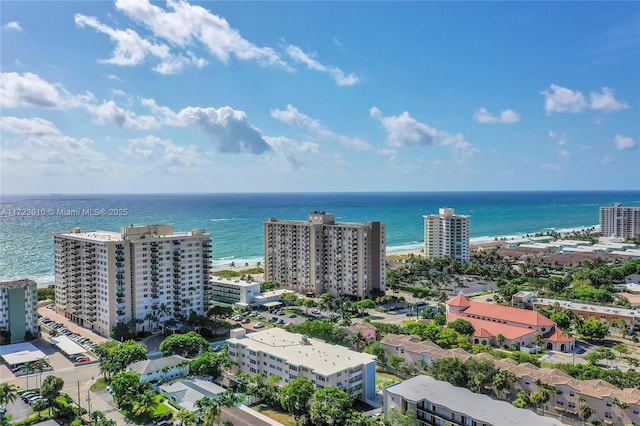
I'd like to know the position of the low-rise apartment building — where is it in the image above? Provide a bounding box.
[384,375,561,426]
[530,297,640,328]
[380,334,640,426]
[227,327,376,402]
[0,279,38,344]
[128,355,189,383]
[210,277,261,305]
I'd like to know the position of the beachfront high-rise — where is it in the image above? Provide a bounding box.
[0,279,39,344]
[53,224,212,337]
[264,211,385,299]
[424,208,470,261]
[600,203,640,240]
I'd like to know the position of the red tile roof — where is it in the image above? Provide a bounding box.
[448,313,536,340]
[545,327,576,342]
[473,328,493,338]
[462,301,555,327]
[446,293,472,307]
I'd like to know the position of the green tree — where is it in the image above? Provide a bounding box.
[160,331,210,357]
[176,408,194,426]
[578,319,609,340]
[0,382,18,406]
[386,407,420,426]
[279,377,314,418]
[387,354,405,371]
[32,399,49,420]
[280,292,299,306]
[191,348,229,378]
[309,386,352,426]
[612,343,629,359]
[496,333,506,348]
[447,318,475,335]
[578,402,592,423]
[94,340,147,379]
[364,342,387,365]
[132,389,157,416]
[41,375,64,416]
[110,371,150,409]
[195,396,220,426]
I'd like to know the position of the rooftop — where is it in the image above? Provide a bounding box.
[448,313,536,340]
[228,327,376,376]
[386,375,561,425]
[0,279,36,289]
[532,297,639,318]
[128,355,188,375]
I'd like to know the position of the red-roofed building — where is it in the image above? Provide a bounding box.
[446,294,575,352]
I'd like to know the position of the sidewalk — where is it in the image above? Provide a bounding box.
[237,404,285,426]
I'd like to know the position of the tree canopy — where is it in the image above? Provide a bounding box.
[309,386,352,426]
[160,331,210,358]
[94,340,147,379]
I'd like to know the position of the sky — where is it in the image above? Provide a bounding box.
[1,1,639,194]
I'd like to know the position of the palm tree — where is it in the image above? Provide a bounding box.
[195,396,221,426]
[578,402,592,424]
[32,399,48,420]
[496,334,506,348]
[132,389,157,416]
[176,408,194,426]
[32,357,48,388]
[350,332,367,352]
[90,411,107,425]
[0,383,18,406]
[491,372,508,400]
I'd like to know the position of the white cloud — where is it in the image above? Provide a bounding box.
[548,130,568,145]
[285,45,359,86]
[614,134,637,151]
[370,106,479,157]
[264,136,320,169]
[74,14,204,74]
[0,117,61,136]
[541,84,588,114]
[120,135,207,172]
[540,163,563,173]
[590,87,629,112]
[3,21,23,31]
[106,74,124,81]
[113,0,291,70]
[600,155,614,165]
[473,107,520,124]
[271,104,372,151]
[178,106,271,154]
[1,72,64,108]
[559,150,573,162]
[85,100,159,130]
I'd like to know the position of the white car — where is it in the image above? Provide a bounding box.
[254,322,265,329]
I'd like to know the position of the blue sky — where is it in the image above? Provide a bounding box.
[1,1,638,194]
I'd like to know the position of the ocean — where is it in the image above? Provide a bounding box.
[1,191,638,285]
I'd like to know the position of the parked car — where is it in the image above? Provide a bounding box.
[240,318,250,324]
[288,313,297,318]
[20,391,38,401]
[75,357,90,363]
[254,322,265,329]
[155,412,173,422]
[276,319,285,325]
[47,304,55,309]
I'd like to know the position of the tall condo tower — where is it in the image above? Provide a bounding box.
[600,203,640,240]
[53,224,212,337]
[264,211,386,299]
[423,208,470,261]
[0,279,38,344]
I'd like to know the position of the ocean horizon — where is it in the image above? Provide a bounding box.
[1,190,639,285]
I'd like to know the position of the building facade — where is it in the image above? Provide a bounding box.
[424,208,470,261]
[384,375,561,426]
[128,355,190,383]
[264,211,386,299]
[227,327,377,402]
[0,279,38,344]
[53,225,212,337]
[600,203,640,240]
[210,277,261,305]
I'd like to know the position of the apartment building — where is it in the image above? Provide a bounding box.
[424,208,470,261]
[384,375,561,426]
[210,277,261,305]
[600,203,640,240]
[53,224,212,337]
[227,327,376,402]
[0,279,38,344]
[531,297,640,328]
[264,211,385,299]
[380,334,640,426]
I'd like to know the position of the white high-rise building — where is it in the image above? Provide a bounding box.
[0,279,38,344]
[264,211,386,299]
[53,224,212,337]
[600,203,640,240]
[424,208,470,261]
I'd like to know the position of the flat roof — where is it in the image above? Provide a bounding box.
[387,375,562,425]
[210,277,261,287]
[228,327,376,376]
[0,279,36,289]
[49,335,86,355]
[0,342,47,365]
[532,298,638,318]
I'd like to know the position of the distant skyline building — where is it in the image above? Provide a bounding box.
[264,211,385,299]
[423,208,470,261]
[53,224,211,337]
[600,203,640,240]
[0,279,38,344]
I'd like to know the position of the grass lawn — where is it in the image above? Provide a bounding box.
[376,371,403,382]
[251,403,296,426]
[90,377,108,392]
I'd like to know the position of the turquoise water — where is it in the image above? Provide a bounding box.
[1,191,638,284]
